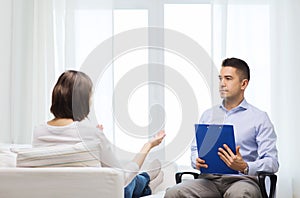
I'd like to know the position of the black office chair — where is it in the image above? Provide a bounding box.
[175,171,277,198]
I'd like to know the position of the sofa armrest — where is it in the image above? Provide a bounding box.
[0,167,124,198]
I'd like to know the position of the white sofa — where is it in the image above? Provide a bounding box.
[0,144,177,198]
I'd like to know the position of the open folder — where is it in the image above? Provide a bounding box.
[195,124,238,174]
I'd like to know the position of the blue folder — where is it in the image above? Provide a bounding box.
[195,124,238,174]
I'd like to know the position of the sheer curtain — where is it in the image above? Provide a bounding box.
[270,0,300,197]
[0,0,113,144]
[214,1,300,197]
[1,0,55,144]
[164,1,300,197]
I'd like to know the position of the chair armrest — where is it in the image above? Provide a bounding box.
[175,171,277,198]
[257,172,277,198]
[175,172,200,184]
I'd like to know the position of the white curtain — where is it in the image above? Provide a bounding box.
[212,0,300,197]
[0,0,113,144]
[2,0,55,144]
[269,0,300,197]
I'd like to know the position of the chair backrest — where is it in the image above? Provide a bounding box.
[0,167,124,198]
[258,172,277,198]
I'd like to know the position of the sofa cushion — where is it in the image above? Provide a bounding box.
[14,142,101,167]
[0,145,17,167]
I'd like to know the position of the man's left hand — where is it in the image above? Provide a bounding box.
[218,144,248,172]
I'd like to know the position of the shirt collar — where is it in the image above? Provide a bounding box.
[219,99,248,113]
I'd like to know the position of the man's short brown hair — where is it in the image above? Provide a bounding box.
[222,57,250,81]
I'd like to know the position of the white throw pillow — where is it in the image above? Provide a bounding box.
[14,142,101,167]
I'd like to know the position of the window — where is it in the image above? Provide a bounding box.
[75,0,271,167]
[164,3,212,166]
[113,9,149,153]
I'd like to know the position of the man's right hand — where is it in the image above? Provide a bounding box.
[196,157,208,170]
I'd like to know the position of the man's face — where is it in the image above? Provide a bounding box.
[218,66,247,100]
